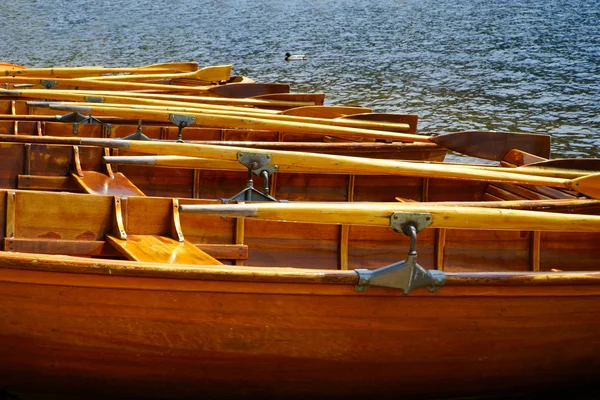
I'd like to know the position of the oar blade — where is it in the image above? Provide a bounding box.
[195,65,232,82]
[342,113,418,135]
[208,83,290,98]
[138,61,199,72]
[430,130,551,161]
[252,93,326,107]
[528,158,600,171]
[280,105,371,118]
[569,173,600,199]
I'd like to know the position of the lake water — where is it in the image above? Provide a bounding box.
[1,0,599,160]
[1,2,599,399]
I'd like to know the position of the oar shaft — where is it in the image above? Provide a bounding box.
[76,65,232,82]
[0,77,216,93]
[0,62,199,77]
[79,138,573,188]
[1,88,315,108]
[178,202,600,232]
[16,92,280,115]
[47,101,411,132]
[53,104,426,141]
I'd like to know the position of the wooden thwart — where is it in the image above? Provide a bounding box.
[72,171,146,196]
[107,235,222,265]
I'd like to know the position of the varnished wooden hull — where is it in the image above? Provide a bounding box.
[0,252,599,400]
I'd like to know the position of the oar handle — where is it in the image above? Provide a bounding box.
[177,202,600,232]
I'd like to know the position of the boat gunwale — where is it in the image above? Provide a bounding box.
[1,251,599,290]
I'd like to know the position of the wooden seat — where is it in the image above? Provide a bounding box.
[107,234,222,265]
[72,171,146,196]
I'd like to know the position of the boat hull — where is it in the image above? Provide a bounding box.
[1,255,598,400]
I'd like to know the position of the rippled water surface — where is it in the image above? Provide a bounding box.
[1,0,599,159]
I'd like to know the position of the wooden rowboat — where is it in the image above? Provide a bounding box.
[0,139,598,398]
[0,180,599,400]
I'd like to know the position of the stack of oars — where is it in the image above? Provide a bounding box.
[0,61,304,100]
[0,61,554,162]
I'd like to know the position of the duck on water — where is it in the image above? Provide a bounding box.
[285,52,307,61]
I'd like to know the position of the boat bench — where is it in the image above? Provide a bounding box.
[3,191,248,264]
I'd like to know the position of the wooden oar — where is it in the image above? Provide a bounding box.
[37,101,412,133]
[0,88,316,109]
[102,154,600,181]
[177,202,600,232]
[0,77,290,97]
[73,137,600,199]
[45,102,552,159]
[428,130,551,160]
[76,65,233,83]
[9,91,281,115]
[45,103,421,141]
[280,106,372,118]
[0,61,199,77]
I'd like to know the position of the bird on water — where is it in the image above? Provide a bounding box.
[285,52,307,61]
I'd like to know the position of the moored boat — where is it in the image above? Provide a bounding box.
[0,184,599,400]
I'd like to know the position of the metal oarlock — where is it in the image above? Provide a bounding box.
[56,112,104,135]
[122,120,152,141]
[40,79,56,89]
[220,152,286,204]
[354,212,446,295]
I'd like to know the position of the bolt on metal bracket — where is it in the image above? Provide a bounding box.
[40,79,56,89]
[237,152,279,177]
[169,114,196,142]
[354,212,445,295]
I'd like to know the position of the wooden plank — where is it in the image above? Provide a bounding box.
[5,191,15,238]
[18,175,80,191]
[106,234,222,265]
[235,218,245,266]
[435,228,447,271]
[531,231,541,272]
[195,243,248,260]
[4,237,118,256]
[339,175,355,271]
[2,237,245,260]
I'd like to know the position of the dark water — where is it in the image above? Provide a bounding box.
[1,0,599,160]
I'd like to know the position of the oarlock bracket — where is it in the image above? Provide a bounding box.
[354,212,445,295]
[220,152,285,204]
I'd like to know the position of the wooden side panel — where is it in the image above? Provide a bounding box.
[192,170,252,200]
[348,225,435,270]
[0,192,6,247]
[28,144,72,176]
[118,157,194,198]
[540,232,600,271]
[427,178,488,202]
[0,271,597,400]
[13,191,113,240]
[44,123,104,138]
[443,230,531,272]
[276,173,348,201]
[0,143,23,189]
[243,219,340,269]
[354,175,422,202]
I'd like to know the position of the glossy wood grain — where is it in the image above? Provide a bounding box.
[0,252,597,400]
[107,234,221,265]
